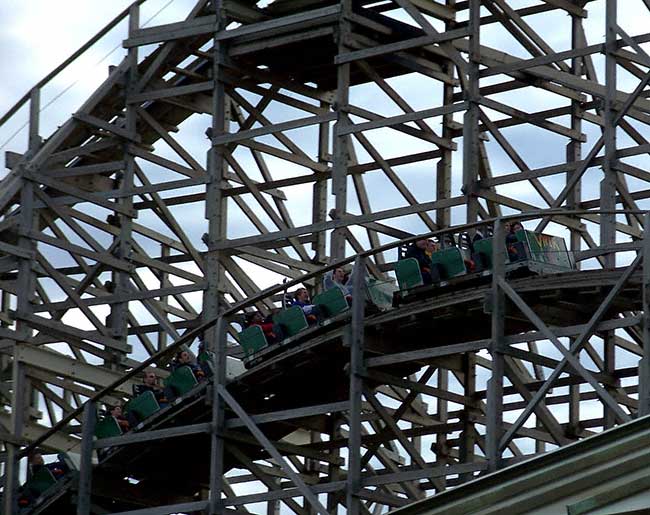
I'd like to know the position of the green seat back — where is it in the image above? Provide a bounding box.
[25,467,57,496]
[239,325,269,358]
[514,229,526,243]
[202,359,215,376]
[275,306,308,337]
[164,365,198,397]
[313,288,348,317]
[197,350,215,376]
[431,247,466,278]
[395,258,423,290]
[94,416,122,439]
[366,277,398,310]
[473,237,495,269]
[125,390,160,422]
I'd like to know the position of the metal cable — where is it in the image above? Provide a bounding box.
[0,0,177,153]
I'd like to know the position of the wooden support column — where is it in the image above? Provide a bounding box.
[25,88,43,461]
[209,317,228,515]
[436,367,448,492]
[2,360,26,515]
[459,352,476,482]
[157,244,170,351]
[267,479,281,515]
[640,213,650,416]
[462,0,481,225]
[567,13,584,434]
[327,418,343,512]
[347,256,366,515]
[207,2,229,513]
[28,88,41,152]
[76,401,97,515]
[313,100,330,264]
[601,0,618,267]
[108,5,139,364]
[331,0,352,260]
[1,290,10,328]
[567,14,584,263]
[16,88,39,329]
[437,0,456,228]
[602,0,617,429]
[204,0,229,338]
[4,87,41,515]
[486,219,505,471]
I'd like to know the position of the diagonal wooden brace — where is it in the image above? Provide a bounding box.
[217,384,330,515]
[497,254,642,449]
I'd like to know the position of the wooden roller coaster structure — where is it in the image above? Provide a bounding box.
[1,0,650,514]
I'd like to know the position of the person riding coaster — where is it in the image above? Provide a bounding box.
[291,288,322,325]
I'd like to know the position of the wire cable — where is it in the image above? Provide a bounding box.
[0,0,177,153]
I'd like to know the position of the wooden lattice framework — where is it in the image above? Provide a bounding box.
[1,0,650,514]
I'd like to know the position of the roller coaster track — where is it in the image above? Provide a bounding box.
[7,253,649,514]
